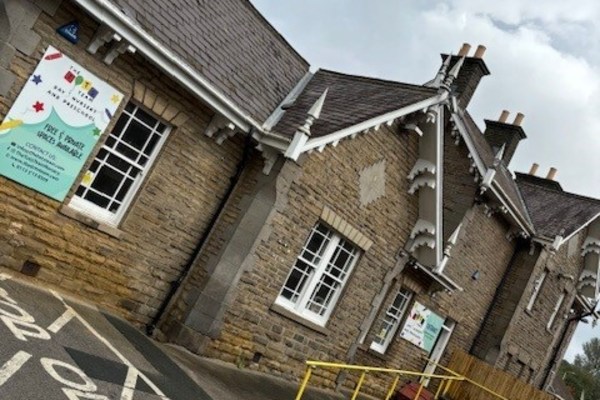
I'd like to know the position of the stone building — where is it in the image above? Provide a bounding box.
[1,0,598,396]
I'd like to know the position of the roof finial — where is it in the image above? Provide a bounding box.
[430,54,452,87]
[441,55,465,92]
[493,143,506,166]
[299,88,328,137]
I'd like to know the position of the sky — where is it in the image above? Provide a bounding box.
[251,0,600,362]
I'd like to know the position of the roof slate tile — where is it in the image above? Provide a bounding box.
[110,0,309,122]
[272,69,438,138]
[516,173,600,238]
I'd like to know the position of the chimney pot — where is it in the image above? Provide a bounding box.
[513,112,525,126]
[529,163,539,175]
[458,43,472,57]
[498,110,510,123]
[474,45,487,58]
[546,167,557,181]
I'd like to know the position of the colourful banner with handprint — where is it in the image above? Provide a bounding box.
[0,45,123,201]
[399,301,445,353]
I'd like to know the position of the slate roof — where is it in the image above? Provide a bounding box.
[460,112,532,227]
[272,69,438,138]
[109,0,309,122]
[516,173,600,238]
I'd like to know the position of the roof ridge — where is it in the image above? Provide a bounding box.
[316,69,437,92]
[244,1,309,67]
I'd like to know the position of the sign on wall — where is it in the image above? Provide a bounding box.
[0,45,123,201]
[399,301,445,353]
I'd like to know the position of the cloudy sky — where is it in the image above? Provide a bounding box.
[251,0,600,362]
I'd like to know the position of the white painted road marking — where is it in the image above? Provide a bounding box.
[41,357,100,392]
[50,290,171,400]
[0,351,32,386]
[0,277,171,400]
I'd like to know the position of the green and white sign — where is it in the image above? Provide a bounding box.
[399,301,445,353]
[0,45,123,201]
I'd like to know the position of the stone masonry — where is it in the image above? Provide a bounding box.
[0,1,247,325]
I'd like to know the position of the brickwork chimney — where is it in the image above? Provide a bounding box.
[441,43,491,108]
[483,110,527,166]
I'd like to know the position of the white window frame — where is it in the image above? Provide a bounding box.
[526,269,547,311]
[68,103,170,226]
[547,291,566,330]
[275,223,360,327]
[369,288,412,353]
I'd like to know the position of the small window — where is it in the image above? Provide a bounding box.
[370,288,412,353]
[69,103,170,225]
[547,291,566,330]
[275,223,360,326]
[526,269,547,311]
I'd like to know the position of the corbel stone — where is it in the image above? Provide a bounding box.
[103,40,136,65]
[205,114,235,138]
[87,24,120,54]
[215,128,236,145]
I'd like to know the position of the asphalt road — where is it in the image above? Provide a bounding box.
[0,271,212,400]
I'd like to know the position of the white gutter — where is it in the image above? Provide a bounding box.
[301,93,447,152]
[73,0,261,133]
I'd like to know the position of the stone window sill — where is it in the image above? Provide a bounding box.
[59,205,124,239]
[270,303,329,336]
[357,343,390,361]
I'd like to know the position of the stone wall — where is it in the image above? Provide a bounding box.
[0,0,245,325]
[489,233,585,387]
[183,122,421,386]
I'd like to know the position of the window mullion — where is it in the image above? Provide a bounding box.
[297,257,325,314]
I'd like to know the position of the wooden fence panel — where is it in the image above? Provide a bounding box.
[445,351,554,400]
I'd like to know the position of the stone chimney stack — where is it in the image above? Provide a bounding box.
[483,110,527,166]
[441,43,491,108]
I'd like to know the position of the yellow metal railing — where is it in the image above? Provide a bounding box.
[294,360,465,400]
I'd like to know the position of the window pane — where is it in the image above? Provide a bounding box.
[281,260,312,303]
[143,134,160,156]
[109,201,122,213]
[116,141,140,161]
[121,119,152,152]
[300,224,331,264]
[106,154,133,173]
[134,107,159,127]
[307,275,339,316]
[125,102,135,113]
[115,178,134,202]
[104,135,117,149]
[90,165,125,198]
[111,115,128,138]
[89,160,100,173]
[83,190,110,209]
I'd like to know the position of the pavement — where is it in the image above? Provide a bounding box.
[0,270,376,400]
[163,344,381,400]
